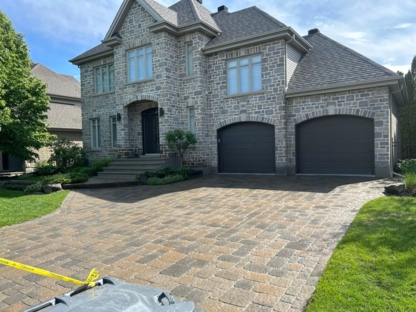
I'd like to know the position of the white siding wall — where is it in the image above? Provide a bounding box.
[286,44,302,86]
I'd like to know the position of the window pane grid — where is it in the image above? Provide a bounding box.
[95,65,114,94]
[128,46,153,82]
[227,55,262,95]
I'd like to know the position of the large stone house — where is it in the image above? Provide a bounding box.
[70,0,407,177]
[0,63,82,172]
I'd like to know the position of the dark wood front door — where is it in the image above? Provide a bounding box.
[142,108,160,154]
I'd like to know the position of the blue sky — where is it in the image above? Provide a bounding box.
[1,0,415,80]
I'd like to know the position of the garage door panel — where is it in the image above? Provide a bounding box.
[219,122,275,173]
[296,115,374,175]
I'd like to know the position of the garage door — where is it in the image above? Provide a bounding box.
[218,122,275,173]
[296,115,374,175]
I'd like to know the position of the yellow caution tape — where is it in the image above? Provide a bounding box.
[0,258,99,287]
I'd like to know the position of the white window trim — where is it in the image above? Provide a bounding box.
[127,45,153,82]
[188,107,196,134]
[110,116,117,149]
[90,118,101,149]
[227,54,262,95]
[94,64,114,94]
[185,43,193,77]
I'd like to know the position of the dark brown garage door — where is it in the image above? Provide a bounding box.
[296,115,374,175]
[218,122,275,173]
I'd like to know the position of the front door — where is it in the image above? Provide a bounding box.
[142,108,160,154]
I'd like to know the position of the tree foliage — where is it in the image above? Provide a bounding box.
[165,129,197,167]
[0,11,51,161]
[400,55,416,158]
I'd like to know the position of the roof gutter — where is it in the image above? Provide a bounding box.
[202,27,312,55]
[285,77,402,99]
[69,49,114,66]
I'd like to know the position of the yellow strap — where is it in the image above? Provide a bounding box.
[0,258,99,287]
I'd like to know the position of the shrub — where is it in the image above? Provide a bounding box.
[90,158,113,175]
[24,182,42,194]
[68,172,89,183]
[396,159,416,174]
[48,138,87,172]
[405,173,416,191]
[42,173,72,185]
[147,174,185,185]
[137,167,191,181]
[33,163,57,177]
[3,183,27,191]
[66,166,93,176]
[165,129,197,167]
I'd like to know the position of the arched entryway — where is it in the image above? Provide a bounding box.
[218,122,275,174]
[296,115,374,175]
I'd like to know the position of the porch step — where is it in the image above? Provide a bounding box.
[97,157,165,179]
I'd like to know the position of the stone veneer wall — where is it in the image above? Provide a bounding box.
[287,86,391,177]
[206,40,287,173]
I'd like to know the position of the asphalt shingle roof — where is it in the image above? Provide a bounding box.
[208,7,287,46]
[46,103,82,130]
[144,0,178,25]
[287,32,400,93]
[31,63,81,99]
[70,43,112,63]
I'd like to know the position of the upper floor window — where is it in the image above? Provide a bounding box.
[186,43,193,77]
[128,46,153,82]
[227,55,262,95]
[95,64,114,94]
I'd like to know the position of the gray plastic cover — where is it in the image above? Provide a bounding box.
[23,277,203,312]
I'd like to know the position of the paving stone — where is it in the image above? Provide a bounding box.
[217,255,241,263]
[243,263,270,274]
[171,285,194,297]
[267,257,288,268]
[234,279,256,290]
[219,288,256,308]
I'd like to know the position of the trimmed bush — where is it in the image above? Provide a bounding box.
[24,182,42,194]
[66,166,93,176]
[91,158,113,175]
[147,174,185,185]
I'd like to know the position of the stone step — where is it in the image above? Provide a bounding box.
[106,163,163,169]
[111,159,165,165]
[97,171,141,178]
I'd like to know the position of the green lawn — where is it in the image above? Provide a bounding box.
[307,196,416,311]
[0,189,69,227]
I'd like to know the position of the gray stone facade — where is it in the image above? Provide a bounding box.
[77,1,401,177]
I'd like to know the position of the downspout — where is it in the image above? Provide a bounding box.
[390,86,404,178]
[284,37,295,175]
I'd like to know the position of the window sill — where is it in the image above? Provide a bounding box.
[223,90,268,99]
[125,78,154,86]
[181,75,200,81]
[90,148,102,151]
[92,91,115,97]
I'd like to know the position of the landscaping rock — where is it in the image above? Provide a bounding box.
[384,183,405,195]
[42,183,63,194]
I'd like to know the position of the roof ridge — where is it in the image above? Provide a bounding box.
[251,6,287,28]
[311,32,399,77]
[187,0,201,22]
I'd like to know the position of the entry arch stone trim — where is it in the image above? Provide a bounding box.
[216,115,278,130]
[124,93,159,107]
[293,108,375,125]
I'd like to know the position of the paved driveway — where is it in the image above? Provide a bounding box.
[0,175,388,312]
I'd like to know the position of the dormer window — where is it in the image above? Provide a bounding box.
[128,46,153,82]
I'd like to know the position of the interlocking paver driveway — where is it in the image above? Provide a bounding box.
[0,175,389,311]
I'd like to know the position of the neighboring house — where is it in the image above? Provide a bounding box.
[69,0,407,177]
[0,63,82,172]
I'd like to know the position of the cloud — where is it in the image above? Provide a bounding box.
[392,23,413,29]
[383,63,411,74]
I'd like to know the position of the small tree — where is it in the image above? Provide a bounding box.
[165,129,197,167]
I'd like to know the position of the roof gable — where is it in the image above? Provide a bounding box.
[287,32,400,93]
